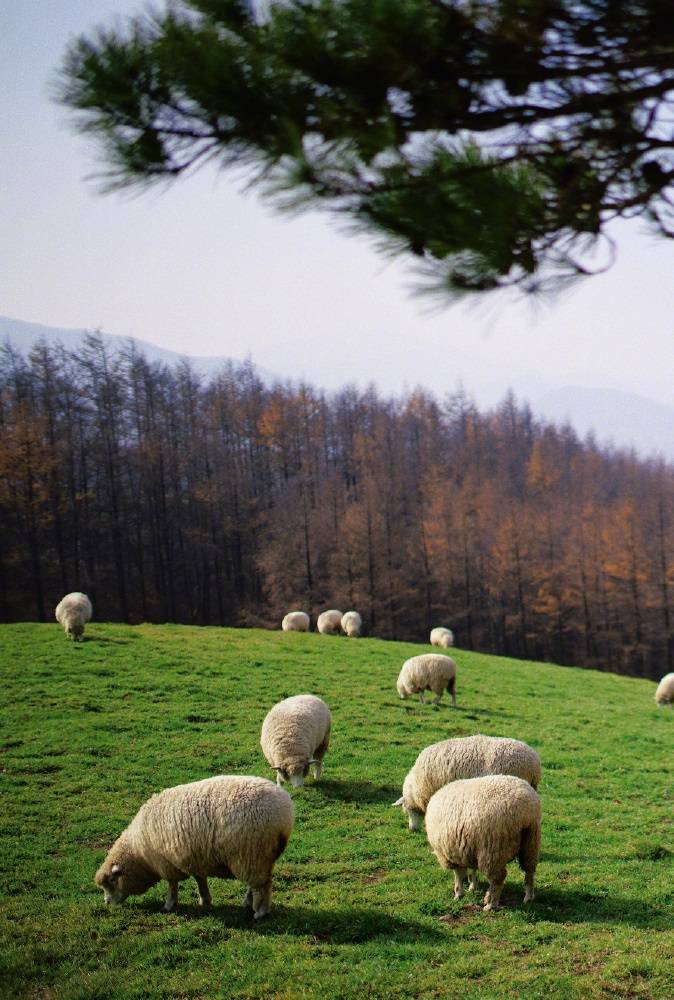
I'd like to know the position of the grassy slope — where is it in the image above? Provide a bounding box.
[0,623,672,1000]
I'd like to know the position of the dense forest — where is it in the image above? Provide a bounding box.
[1,335,672,681]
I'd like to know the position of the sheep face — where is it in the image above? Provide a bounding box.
[66,619,84,641]
[94,859,157,904]
[392,795,423,830]
[276,759,316,788]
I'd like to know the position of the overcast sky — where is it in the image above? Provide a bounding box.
[2,0,673,409]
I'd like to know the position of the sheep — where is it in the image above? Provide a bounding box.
[430,626,454,649]
[341,610,362,637]
[392,735,541,831]
[317,609,343,635]
[55,591,92,641]
[94,775,293,920]
[396,653,457,707]
[655,672,674,707]
[281,611,310,632]
[425,774,541,911]
[261,694,331,787]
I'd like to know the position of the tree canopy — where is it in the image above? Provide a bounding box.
[58,0,674,295]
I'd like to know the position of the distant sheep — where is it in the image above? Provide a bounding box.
[393,735,541,830]
[94,775,293,920]
[430,626,454,649]
[281,611,310,632]
[317,609,343,635]
[261,694,331,787]
[55,592,92,641]
[341,611,362,637]
[396,653,457,706]
[655,673,674,707]
[425,774,541,911]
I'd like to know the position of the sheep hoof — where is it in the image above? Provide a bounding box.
[253,906,269,920]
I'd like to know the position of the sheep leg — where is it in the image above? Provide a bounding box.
[447,676,457,708]
[432,691,441,705]
[468,869,479,892]
[419,691,426,704]
[251,881,272,920]
[453,868,467,900]
[483,869,506,911]
[311,760,323,780]
[195,875,212,907]
[242,886,254,911]
[163,881,179,912]
[276,771,283,787]
[523,870,535,904]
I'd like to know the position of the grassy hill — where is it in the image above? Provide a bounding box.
[1,624,672,1000]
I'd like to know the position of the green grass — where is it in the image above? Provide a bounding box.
[1,623,673,1000]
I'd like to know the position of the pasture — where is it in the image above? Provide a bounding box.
[1,623,673,999]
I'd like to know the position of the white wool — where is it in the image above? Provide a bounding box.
[55,592,92,640]
[281,611,310,632]
[317,609,343,634]
[260,694,331,787]
[94,775,293,919]
[425,774,541,911]
[396,653,457,706]
[430,627,454,649]
[341,611,362,637]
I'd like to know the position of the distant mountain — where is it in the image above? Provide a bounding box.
[534,386,674,462]
[0,315,279,383]
[2,315,671,462]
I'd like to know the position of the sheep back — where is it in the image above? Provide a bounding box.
[55,592,92,639]
[341,611,362,637]
[655,672,674,706]
[430,627,454,649]
[396,653,457,702]
[96,775,293,897]
[261,694,331,784]
[281,611,310,632]
[402,735,541,818]
[425,774,541,891]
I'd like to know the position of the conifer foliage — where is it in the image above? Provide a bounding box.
[58,1,674,295]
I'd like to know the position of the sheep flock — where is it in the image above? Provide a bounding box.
[60,594,667,921]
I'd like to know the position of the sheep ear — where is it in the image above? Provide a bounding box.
[392,796,404,807]
[307,758,318,765]
[110,863,122,880]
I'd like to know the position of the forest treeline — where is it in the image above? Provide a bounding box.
[1,335,672,681]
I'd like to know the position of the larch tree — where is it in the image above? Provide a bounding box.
[57,0,674,297]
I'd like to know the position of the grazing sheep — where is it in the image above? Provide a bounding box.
[94,775,293,920]
[393,735,541,831]
[281,611,310,632]
[430,626,454,649]
[261,694,331,787]
[655,672,674,707]
[317,609,343,635]
[396,653,457,706]
[425,774,541,911]
[55,591,92,641]
[341,610,362,637]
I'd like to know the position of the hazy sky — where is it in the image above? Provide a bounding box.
[2,0,673,407]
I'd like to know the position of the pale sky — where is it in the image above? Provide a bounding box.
[2,0,673,410]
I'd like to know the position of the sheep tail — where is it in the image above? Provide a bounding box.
[518,820,540,875]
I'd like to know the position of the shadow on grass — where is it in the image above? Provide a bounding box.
[314,778,402,804]
[520,886,670,929]
[133,899,446,942]
[86,635,137,645]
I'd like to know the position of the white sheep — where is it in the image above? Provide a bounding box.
[55,591,92,641]
[425,774,541,911]
[396,653,457,706]
[317,609,343,635]
[393,735,541,831]
[341,610,362,637]
[281,611,310,632]
[94,775,293,920]
[655,672,674,706]
[261,694,331,787]
[430,626,454,649]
